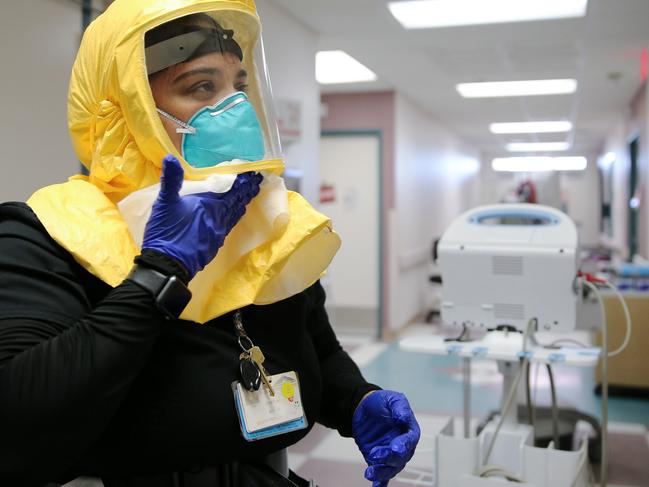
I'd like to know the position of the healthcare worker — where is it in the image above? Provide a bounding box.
[0,1,420,486]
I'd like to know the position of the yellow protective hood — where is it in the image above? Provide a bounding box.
[69,0,276,199]
[27,0,341,323]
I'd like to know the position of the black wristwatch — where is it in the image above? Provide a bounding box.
[126,264,192,319]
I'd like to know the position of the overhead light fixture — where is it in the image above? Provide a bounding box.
[316,50,377,85]
[506,142,570,152]
[388,0,588,30]
[599,152,616,169]
[492,156,587,172]
[490,121,573,134]
[457,79,578,98]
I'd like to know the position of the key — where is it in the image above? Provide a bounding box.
[249,346,275,397]
[249,346,270,378]
[239,352,261,392]
[257,365,275,397]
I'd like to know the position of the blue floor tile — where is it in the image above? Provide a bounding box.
[361,342,649,425]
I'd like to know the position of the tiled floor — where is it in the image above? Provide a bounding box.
[290,416,649,486]
[288,325,649,486]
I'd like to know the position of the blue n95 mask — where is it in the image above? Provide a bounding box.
[157,91,266,168]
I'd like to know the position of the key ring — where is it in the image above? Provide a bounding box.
[233,310,254,352]
[238,335,254,352]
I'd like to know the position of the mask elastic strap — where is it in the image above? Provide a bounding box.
[157,108,197,135]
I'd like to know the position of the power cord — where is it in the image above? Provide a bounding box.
[444,324,470,342]
[580,272,634,486]
[530,273,630,487]
[477,466,524,482]
[479,318,535,472]
[529,347,587,487]
[602,281,632,357]
[547,338,590,348]
[546,364,559,448]
[580,272,632,357]
[583,280,608,487]
[527,356,560,457]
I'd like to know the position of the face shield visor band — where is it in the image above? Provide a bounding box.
[145,27,243,76]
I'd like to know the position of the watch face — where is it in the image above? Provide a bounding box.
[158,276,192,318]
[128,266,192,319]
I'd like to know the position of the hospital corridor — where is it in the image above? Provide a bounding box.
[1,1,649,486]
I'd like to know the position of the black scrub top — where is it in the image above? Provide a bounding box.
[0,202,378,486]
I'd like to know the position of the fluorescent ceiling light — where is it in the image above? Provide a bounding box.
[490,121,573,134]
[316,50,377,85]
[492,156,587,172]
[599,152,616,169]
[507,142,570,152]
[457,79,577,98]
[388,0,588,30]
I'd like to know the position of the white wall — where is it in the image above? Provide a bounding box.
[0,0,81,202]
[390,93,482,331]
[256,0,320,205]
[559,156,601,248]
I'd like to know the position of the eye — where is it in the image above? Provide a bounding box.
[192,81,215,94]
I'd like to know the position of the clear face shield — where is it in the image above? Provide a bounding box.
[144,11,282,169]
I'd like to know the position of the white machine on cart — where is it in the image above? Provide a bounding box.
[438,204,580,334]
[400,204,598,487]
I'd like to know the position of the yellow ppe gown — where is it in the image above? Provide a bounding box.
[27,0,341,323]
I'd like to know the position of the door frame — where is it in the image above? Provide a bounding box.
[628,136,640,261]
[320,130,384,339]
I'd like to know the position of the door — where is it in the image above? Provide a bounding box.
[319,133,381,337]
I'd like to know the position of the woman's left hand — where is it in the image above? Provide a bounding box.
[352,390,420,486]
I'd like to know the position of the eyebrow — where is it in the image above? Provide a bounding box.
[173,67,222,84]
[172,67,248,85]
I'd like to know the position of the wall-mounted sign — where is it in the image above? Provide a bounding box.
[276,99,302,146]
[319,183,336,204]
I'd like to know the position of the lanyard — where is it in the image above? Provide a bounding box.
[233,309,254,352]
[234,309,275,395]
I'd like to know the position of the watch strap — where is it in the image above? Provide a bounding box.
[126,264,192,319]
[135,249,191,285]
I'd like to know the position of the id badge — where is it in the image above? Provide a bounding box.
[232,370,308,442]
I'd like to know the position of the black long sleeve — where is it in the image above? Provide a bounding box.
[0,202,378,483]
[303,282,380,437]
[74,282,379,478]
[0,203,169,486]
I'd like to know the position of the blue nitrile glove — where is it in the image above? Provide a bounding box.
[142,155,263,279]
[352,390,421,487]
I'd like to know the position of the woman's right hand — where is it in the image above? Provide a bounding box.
[142,155,263,279]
